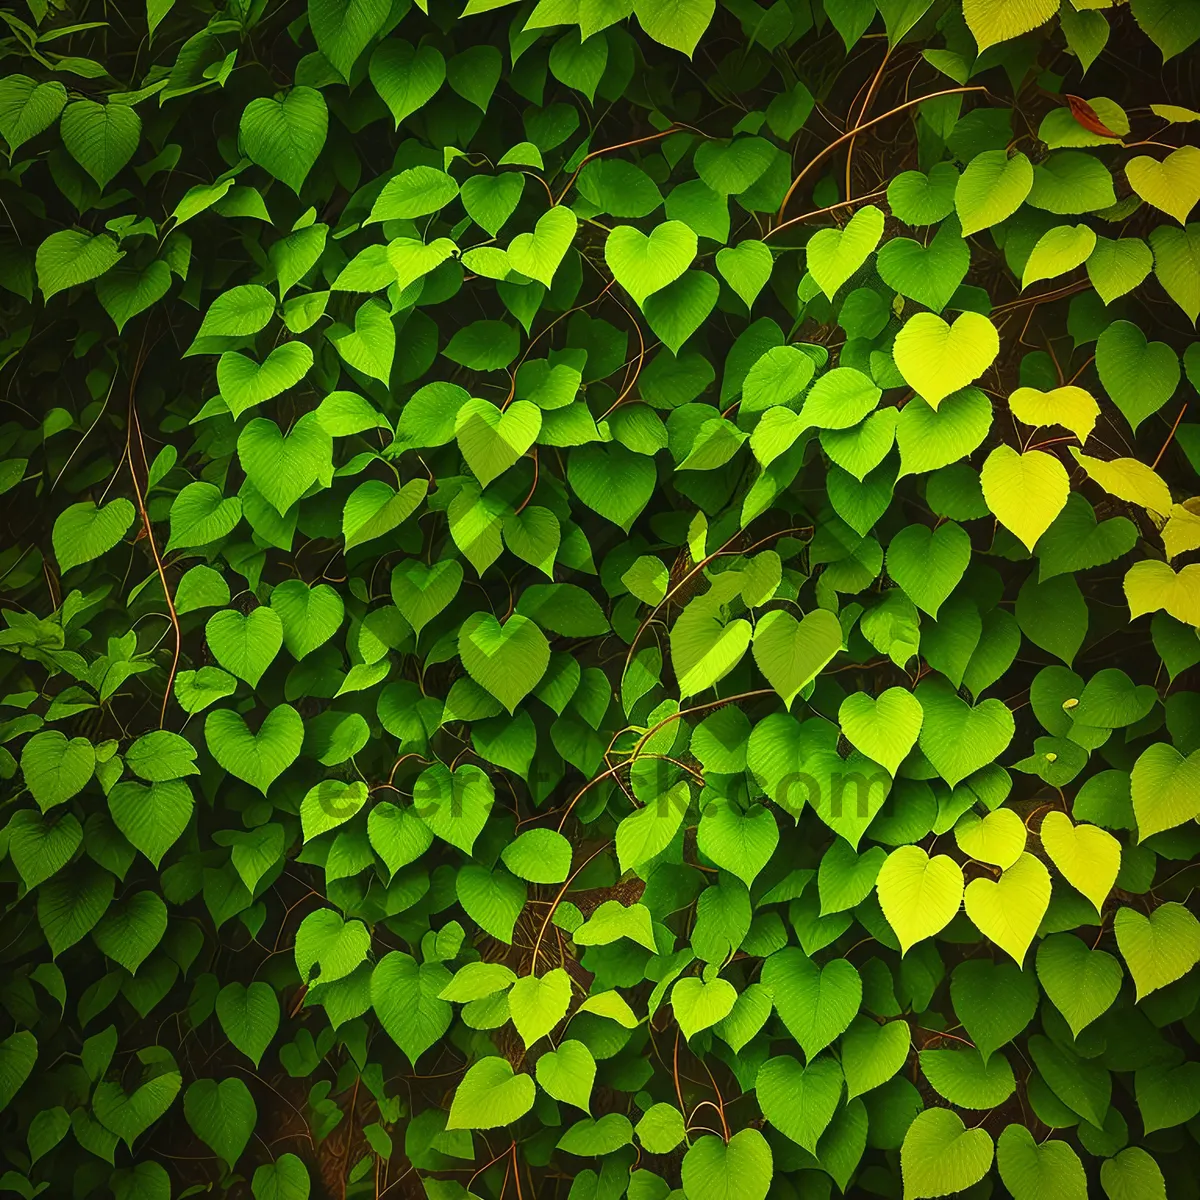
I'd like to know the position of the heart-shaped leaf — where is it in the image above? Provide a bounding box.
[370,41,445,129]
[893,311,1000,408]
[371,950,452,1065]
[53,498,135,572]
[886,521,971,617]
[390,558,463,635]
[1095,319,1180,432]
[237,415,331,515]
[805,204,884,300]
[507,205,577,287]
[877,845,964,954]
[715,239,773,310]
[329,298,395,384]
[413,763,495,854]
[342,478,427,552]
[20,731,95,813]
[761,948,861,1058]
[204,704,303,794]
[1114,902,1200,999]
[996,1124,1087,1200]
[1131,741,1200,840]
[671,976,737,1040]
[458,611,549,712]
[950,959,1039,1063]
[309,0,391,80]
[1036,934,1122,1037]
[604,220,697,307]
[680,1129,773,1200]
[455,398,541,489]
[535,1040,595,1112]
[751,607,842,707]
[838,687,923,775]
[756,1054,843,1151]
[841,1015,911,1099]
[917,678,1015,787]
[270,579,345,659]
[217,342,314,419]
[92,1067,181,1147]
[876,217,969,312]
[1038,811,1120,912]
[206,606,282,687]
[1009,385,1099,445]
[447,1057,535,1130]
[954,807,1026,870]
[239,87,328,193]
[215,981,279,1067]
[900,1108,994,1199]
[1126,145,1200,224]
[183,1078,256,1169]
[964,852,1052,966]
[982,445,1070,552]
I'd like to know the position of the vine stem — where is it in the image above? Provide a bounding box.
[775,86,989,223]
[124,329,181,728]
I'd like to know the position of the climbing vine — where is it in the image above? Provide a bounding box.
[1,0,1200,1197]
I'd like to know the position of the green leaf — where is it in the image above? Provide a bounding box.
[36,230,122,300]
[252,1154,311,1200]
[166,482,242,551]
[757,1054,843,1151]
[372,951,452,1065]
[916,678,1015,788]
[956,150,1033,236]
[343,478,427,551]
[508,205,578,288]
[52,498,135,572]
[218,342,314,419]
[501,828,572,883]
[60,100,140,188]
[536,1040,596,1112]
[0,1031,37,1114]
[309,0,391,79]
[751,607,841,707]
[842,1015,911,1099]
[108,780,192,867]
[963,0,1057,50]
[92,890,167,974]
[204,705,303,794]
[838,687,922,774]
[807,205,886,300]
[1114,901,1200,999]
[876,217,970,313]
[671,976,737,1039]
[456,398,541,488]
[183,1078,256,1169]
[632,0,716,57]
[509,969,571,1046]
[458,612,549,712]
[447,1057,535,1129]
[680,1128,772,1200]
[1036,934,1122,1038]
[1126,146,1200,225]
[0,75,67,151]
[1095,320,1179,432]
[239,88,328,194]
[270,580,344,659]
[414,763,495,855]
[900,1108,994,1199]
[216,982,279,1067]
[21,731,95,813]
[696,798,779,887]
[205,606,283,688]
[715,239,773,310]
[1100,1147,1167,1200]
[370,40,444,128]
[604,220,697,307]
[950,959,1038,1063]
[996,1124,1087,1200]
[761,947,861,1058]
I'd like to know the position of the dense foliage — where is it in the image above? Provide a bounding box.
[2,0,1200,1196]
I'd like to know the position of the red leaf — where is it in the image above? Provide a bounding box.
[1066,95,1122,140]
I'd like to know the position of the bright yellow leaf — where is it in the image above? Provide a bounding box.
[980,445,1069,551]
[1071,447,1173,516]
[1008,385,1099,443]
[1124,559,1200,627]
